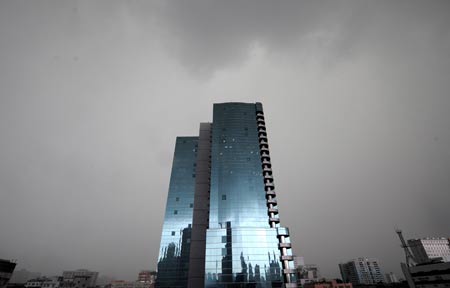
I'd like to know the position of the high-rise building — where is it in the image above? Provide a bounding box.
[408,237,450,264]
[156,103,297,288]
[339,258,384,285]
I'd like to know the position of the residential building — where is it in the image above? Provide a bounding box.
[408,238,450,264]
[156,103,297,287]
[339,258,384,285]
[41,277,62,288]
[137,271,155,284]
[24,278,46,288]
[0,259,16,288]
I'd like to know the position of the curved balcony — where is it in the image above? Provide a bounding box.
[281,255,294,261]
[260,147,269,153]
[257,123,266,128]
[268,207,279,214]
[265,181,275,189]
[277,227,289,236]
[263,166,272,173]
[283,269,296,275]
[263,174,273,180]
[279,243,292,248]
[269,217,280,223]
[266,190,276,197]
[256,112,264,117]
[261,155,270,162]
[257,119,265,125]
[259,134,267,140]
[262,159,271,166]
[267,198,277,205]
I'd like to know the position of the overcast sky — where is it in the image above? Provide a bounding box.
[1,0,449,281]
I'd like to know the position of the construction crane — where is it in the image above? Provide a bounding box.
[396,229,416,266]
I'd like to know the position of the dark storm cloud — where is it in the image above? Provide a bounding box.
[156,0,450,74]
[0,0,449,282]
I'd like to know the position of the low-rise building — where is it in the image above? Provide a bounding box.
[24,278,46,288]
[61,270,97,288]
[304,279,353,288]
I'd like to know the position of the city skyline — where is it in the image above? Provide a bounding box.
[1,0,450,282]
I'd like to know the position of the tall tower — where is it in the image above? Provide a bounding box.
[156,137,199,288]
[157,103,297,288]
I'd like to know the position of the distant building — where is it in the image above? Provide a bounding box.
[0,259,16,288]
[385,272,399,284]
[339,258,384,285]
[304,279,352,288]
[61,270,98,288]
[41,277,63,288]
[408,238,450,264]
[110,281,134,288]
[110,279,155,288]
[24,278,46,288]
[137,271,155,284]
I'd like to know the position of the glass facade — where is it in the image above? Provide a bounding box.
[157,137,198,288]
[205,103,294,287]
[156,103,296,288]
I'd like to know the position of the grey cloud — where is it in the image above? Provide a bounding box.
[155,0,450,75]
[0,0,449,282]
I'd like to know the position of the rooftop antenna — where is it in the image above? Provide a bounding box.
[395,228,416,266]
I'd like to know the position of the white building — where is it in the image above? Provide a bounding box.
[42,277,63,288]
[339,258,384,285]
[408,238,450,264]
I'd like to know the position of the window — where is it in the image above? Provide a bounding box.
[174,210,178,215]
[171,231,175,236]
[222,195,227,200]
[189,203,193,208]
[175,197,179,202]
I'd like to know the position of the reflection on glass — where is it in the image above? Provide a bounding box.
[156,137,198,288]
[205,104,285,287]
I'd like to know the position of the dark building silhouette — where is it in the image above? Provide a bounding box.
[0,259,16,288]
[156,103,297,287]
